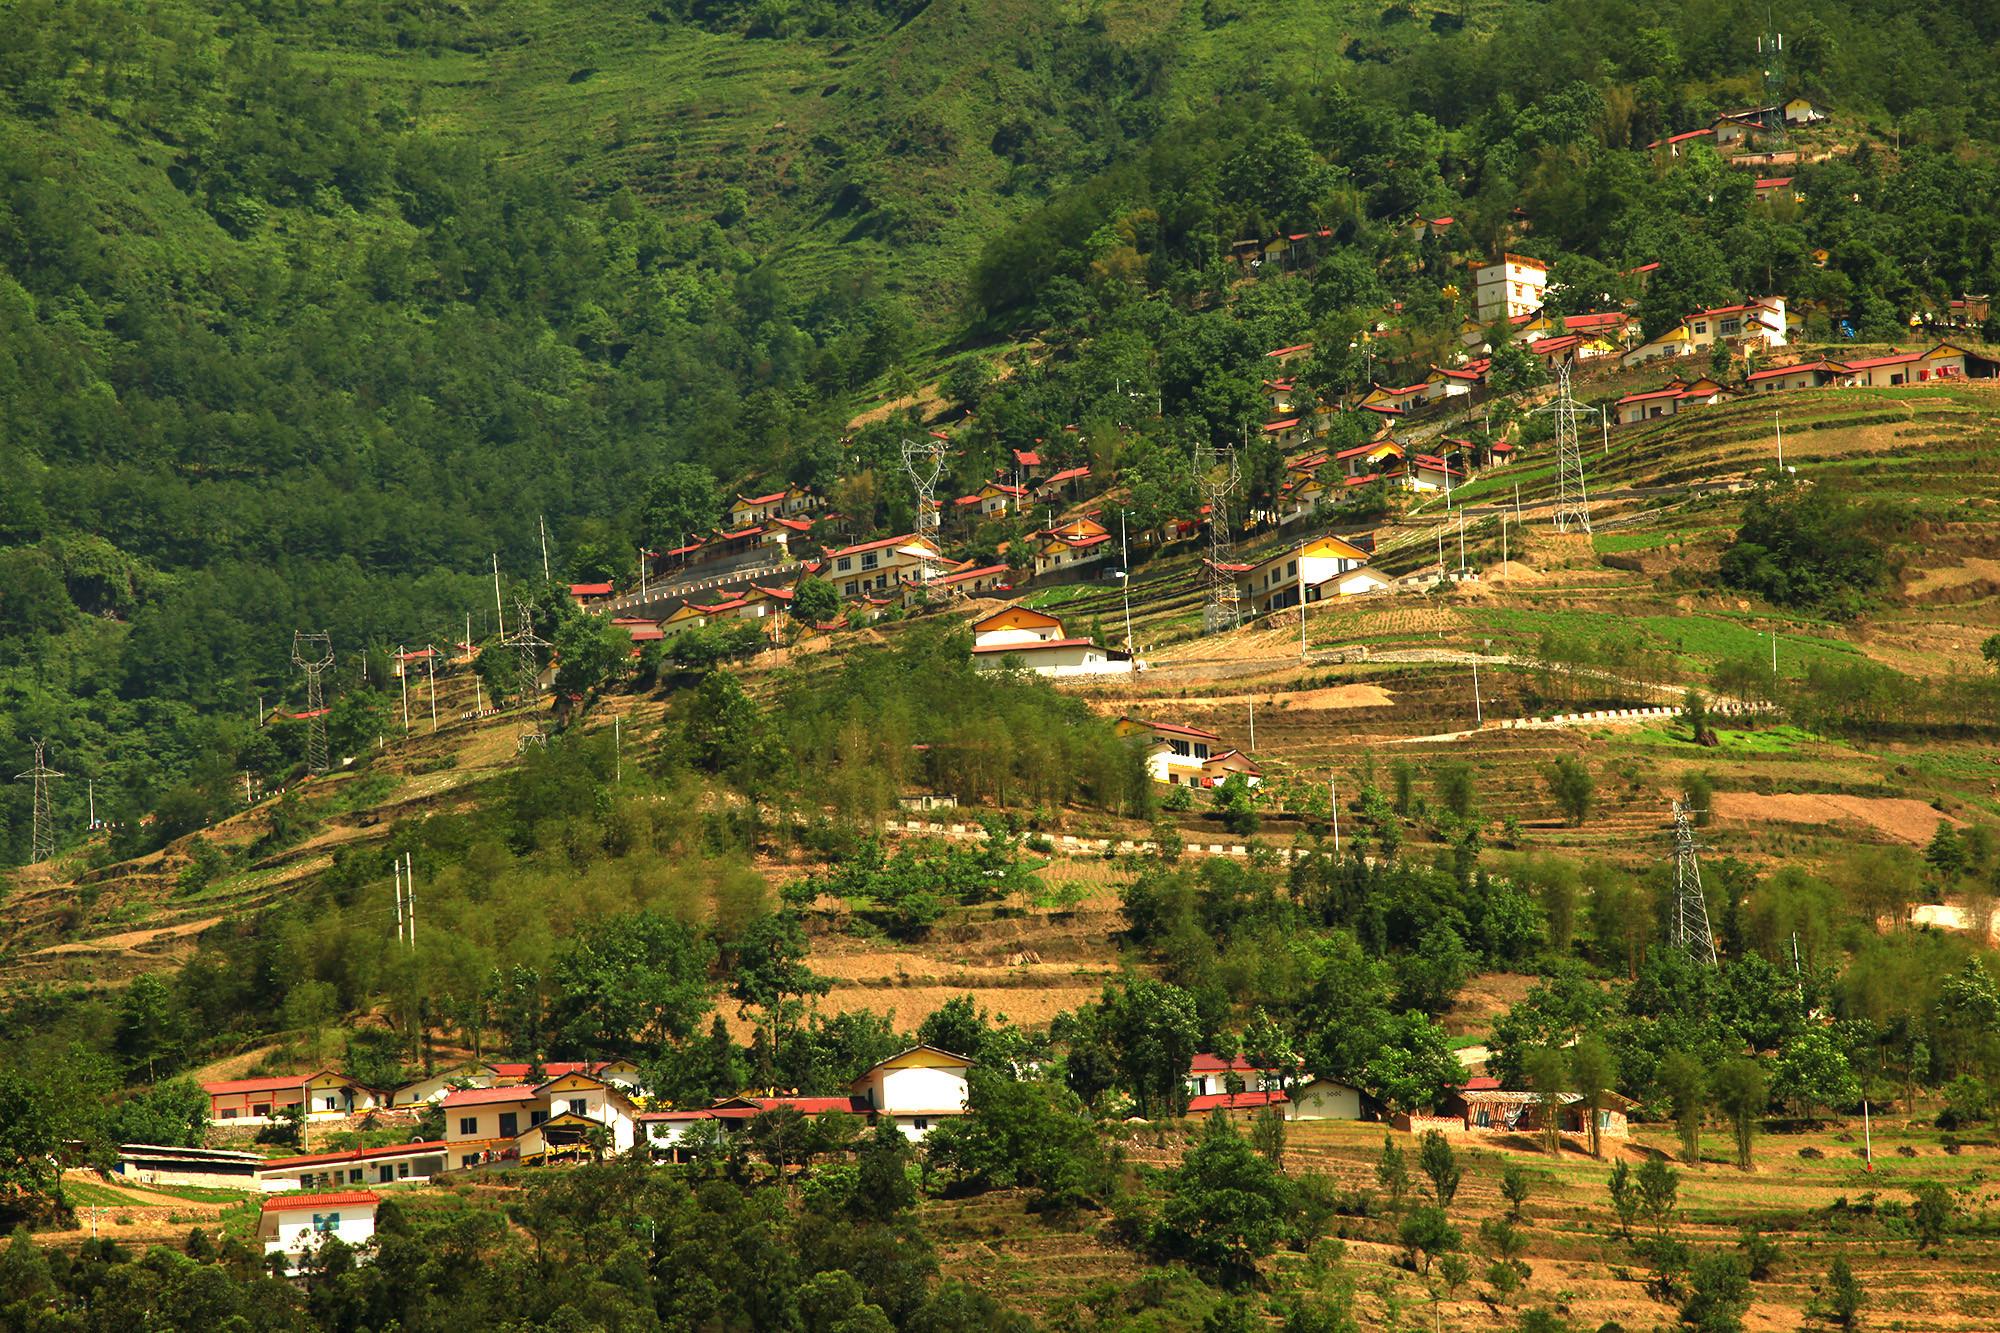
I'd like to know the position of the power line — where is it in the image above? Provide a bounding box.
[15,739,63,864]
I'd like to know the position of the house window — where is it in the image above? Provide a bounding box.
[836,557,852,572]
[1693,322,1707,335]
[458,1117,478,1136]
[568,1099,589,1117]
[312,1213,341,1233]
[379,1165,395,1183]
[912,1117,928,1132]
[861,553,878,570]
[349,1168,363,1183]
[530,1109,548,1127]
[461,1154,479,1168]
[220,1109,236,1120]
[1193,743,1210,760]
[843,581,857,596]
[397,1161,410,1178]
[499,1112,518,1138]
[253,1103,270,1118]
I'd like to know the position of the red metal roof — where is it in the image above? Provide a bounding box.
[1747,360,1847,381]
[1261,418,1302,432]
[569,583,614,596]
[1043,466,1091,483]
[203,1074,309,1096]
[261,1190,378,1212]
[1185,1091,1289,1113]
[971,637,1116,655]
[440,1085,540,1108]
[825,532,928,559]
[1190,1054,1277,1074]
[1755,176,1794,190]
[736,490,788,506]
[1838,350,1923,370]
[1012,449,1042,467]
[1122,716,1223,742]
[1264,343,1314,358]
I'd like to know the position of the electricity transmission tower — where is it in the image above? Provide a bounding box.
[498,598,552,705]
[1538,364,1593,534]
[900,437,946,589]
[1668,798,1718,966]
[1199,445,1243,633]
[291,631,335,775]
[15,740,63,864]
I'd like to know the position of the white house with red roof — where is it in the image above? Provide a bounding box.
[824,534,944,599]
[640,1046,974,1150]
[1114,716,1258,787]
[202,1070,381,1125]
[255,1140,453,1192]
[1613,376,1732,426]
[1746,359,1850,393]
[568,582,615,608]
[1233,534,1378,616]
[970,606,1134,677]
[1033,516,1115,578]
[1187,1054,1283,1097]
[439,1070,640,1168]
[1835,341,1999,388]
[260,1190,378,1273]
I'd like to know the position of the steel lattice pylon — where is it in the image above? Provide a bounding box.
[1542,364,1593,535]
[15,739,63,863]
[1200,445,1242,633]
[291,631,335,775]
[499,598,552,704]
[1669,798,1718,966]
[900,437,946,589]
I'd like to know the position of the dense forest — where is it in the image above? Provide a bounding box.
[5,0,2000,859]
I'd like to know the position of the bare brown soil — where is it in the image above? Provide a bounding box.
[1711,791,1962,844]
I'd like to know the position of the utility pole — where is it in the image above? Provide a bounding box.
[1248,700,1256,754]
[1298,543,1308,661]
[426,647,438,732]
[394,856,406,948]
[1329,774,1340,852]
[1457,512,1467,574]
[399,645,411,733]
[1472,656,1483,725]
[405,852,415,955]
[1120,510,1135,653]
[614,716,622,784]
[16,740,63,863]
[492,554,506,640]
[1775,409,1784,471]
[88,779,98,829]
[243,773,253,806]
[539,515,552,582]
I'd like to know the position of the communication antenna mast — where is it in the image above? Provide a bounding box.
[1199,444,1243,633]
[1536,364,1593,534]
[15,740,63,863]
[1756,10,1787,145]
[1668,797,1718,967]
[291,631,336,775]
[900,437,946,588]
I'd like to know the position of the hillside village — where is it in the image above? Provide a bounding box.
[12,2,2000,1327]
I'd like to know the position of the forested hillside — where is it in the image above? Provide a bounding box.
[4,0,2000,861]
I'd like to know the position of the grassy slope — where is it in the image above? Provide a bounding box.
[274,0,1433,323]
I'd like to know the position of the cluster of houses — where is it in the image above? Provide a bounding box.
[1645,97,1830,168]
[1612,338,2000,429]
[173,1045,1633,1273]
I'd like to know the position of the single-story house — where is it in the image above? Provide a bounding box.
[260,1191,378,1274]
[1115,716,1230,786]
[203,1071,381,1126]
[256,1140,453,1192]
[1286,1077,1366,1122]
[1747,359,1849,393]
[112,1143,263,1191]
[1188,1055,1282,1097]
[1838,342,2000,388]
